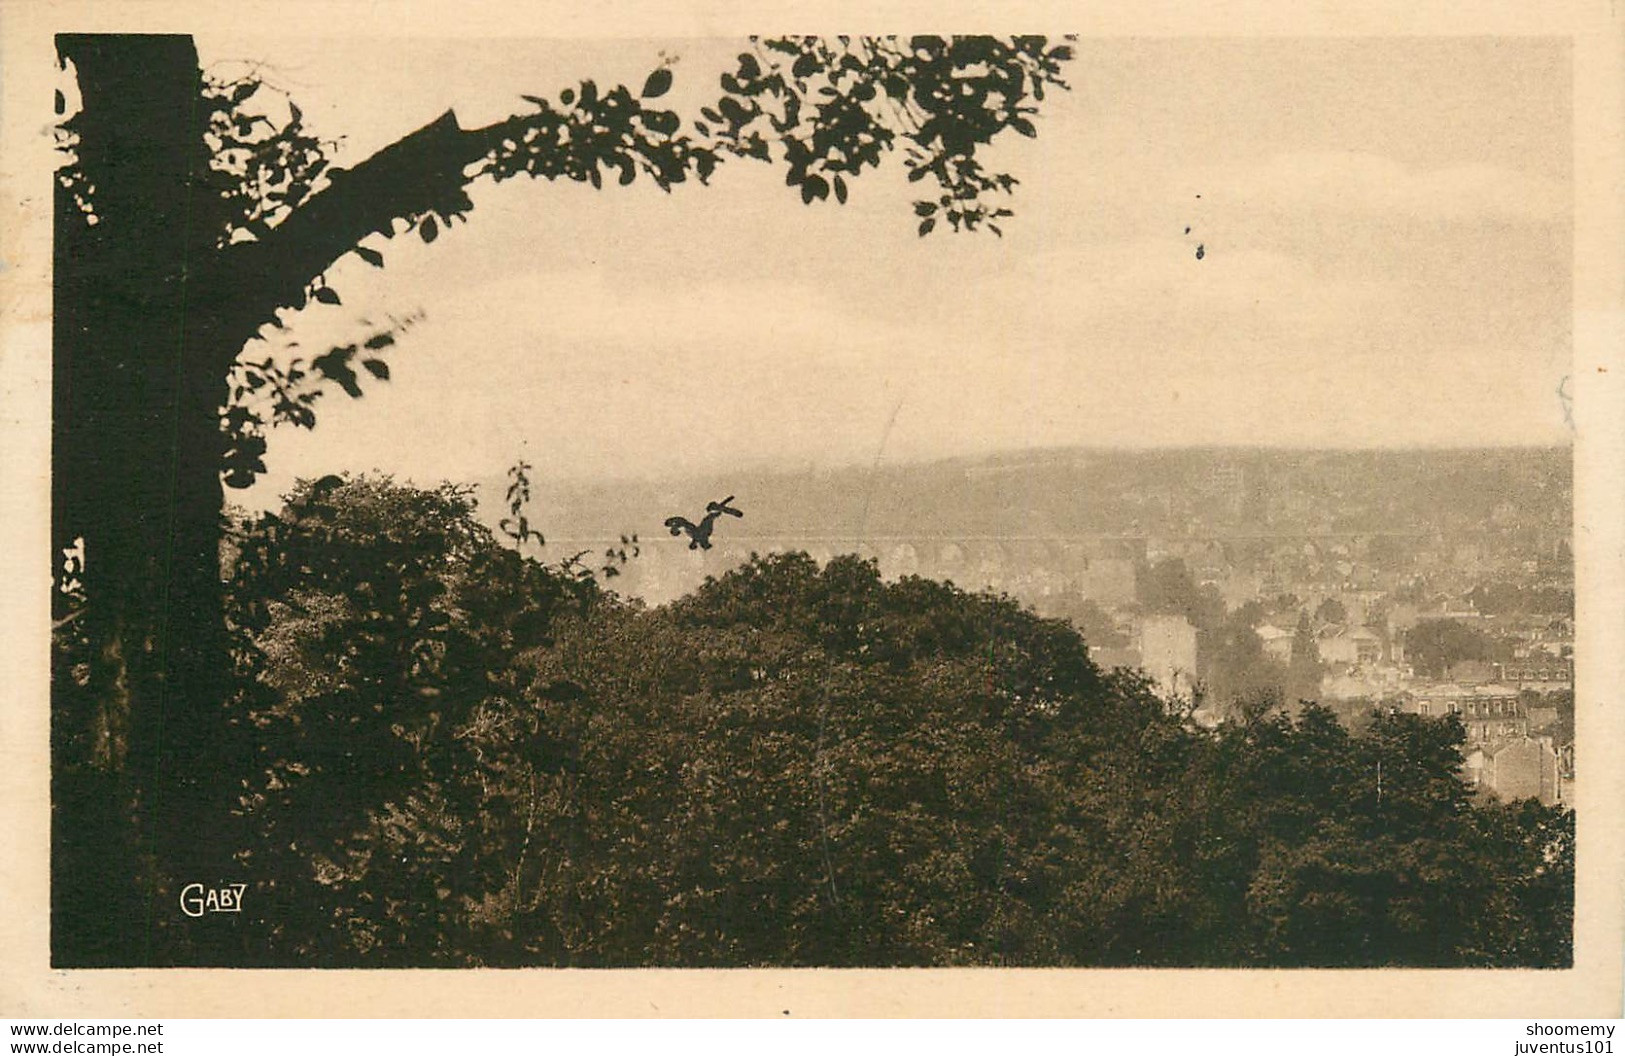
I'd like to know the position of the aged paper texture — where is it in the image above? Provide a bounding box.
[2,0,1621,1018]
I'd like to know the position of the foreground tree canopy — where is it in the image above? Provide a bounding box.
[51,33,1075,965]
[212,479,1567,968]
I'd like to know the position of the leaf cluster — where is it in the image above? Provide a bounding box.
[704,36,1074,235]
[481,63,717,193]
[200,73,337,246]
[221,314,419,489]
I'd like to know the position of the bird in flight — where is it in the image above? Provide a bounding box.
[665,496,744,550]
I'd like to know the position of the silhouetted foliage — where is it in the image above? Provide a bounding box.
[205,480,1572,968]
[1199,607,1292,721]
[703,36,1074,236]
[1466,582,1574,618]
[1287,611,1325,701]
[1138,557,1224,630]
[51,33,1077,965]
[1404,619,1505,679]
[223,476,601,963]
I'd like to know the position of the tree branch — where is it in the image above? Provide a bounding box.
[206,109,519,351]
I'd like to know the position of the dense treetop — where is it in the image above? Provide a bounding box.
[197,476,1575,968]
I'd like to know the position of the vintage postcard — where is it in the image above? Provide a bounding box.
[1,0,1621,1019]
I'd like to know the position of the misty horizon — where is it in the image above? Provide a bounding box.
[241,438,1575,508]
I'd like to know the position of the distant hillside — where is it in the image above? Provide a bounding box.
[475,446,1572,547]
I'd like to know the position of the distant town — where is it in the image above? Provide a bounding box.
[481,446,1575,808]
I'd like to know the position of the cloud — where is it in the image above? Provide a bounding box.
[1188,151,1568,223]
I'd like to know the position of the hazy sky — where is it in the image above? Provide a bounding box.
[194,35,1574,505]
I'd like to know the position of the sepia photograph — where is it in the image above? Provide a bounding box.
[4,0,1623,1023]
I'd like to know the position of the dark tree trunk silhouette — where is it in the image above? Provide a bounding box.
[52,34,521,966]
[53,33,229,966]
